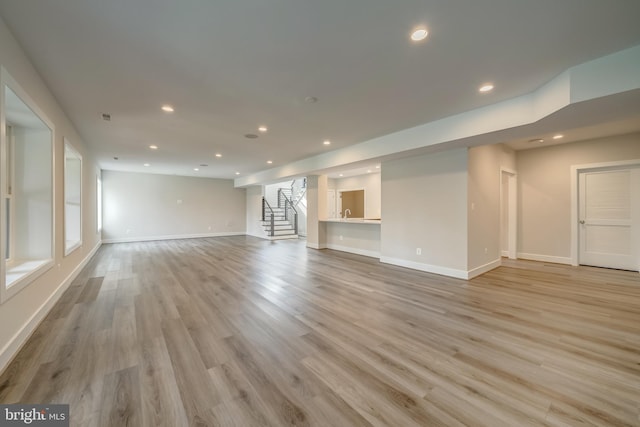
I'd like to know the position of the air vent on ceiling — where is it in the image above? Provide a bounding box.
[102,113,111,121]
[245,134,258,139]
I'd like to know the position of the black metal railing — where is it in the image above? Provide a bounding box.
[277,189,298,235]
[262,197,275,236]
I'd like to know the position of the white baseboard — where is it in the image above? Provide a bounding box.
[102,231,245,244]
[517,252,572,265]
[306,243,327,250]
[0,241,102,375]
[468,258,502,279]
[501,250,509,257]
[325,244,380,259]
[380,256,469,280]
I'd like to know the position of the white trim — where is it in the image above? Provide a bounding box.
[0,241,101,375]
[101,231,246,244]
[380,256,469,279]
[570,159,640,266]
[517,252,572,265]
[325,244,380,259]
[501,250,509,257]
[468,258,502,279]
[500,168,518,260]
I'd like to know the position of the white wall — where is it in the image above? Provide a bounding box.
[246,185,265,238]
[332,173,381,219]
[325,222,381,258]
[381,149,469,278]
[0,14,100,372]
[467,144,515,273]
[102,171,246,242]
[517,132,640,262]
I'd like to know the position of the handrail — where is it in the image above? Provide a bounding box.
[262,197,275,236]
[277,190,298,235]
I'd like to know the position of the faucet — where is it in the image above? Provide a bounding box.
[343,209,351,218]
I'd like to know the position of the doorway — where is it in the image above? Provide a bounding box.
[500,169,517,259]
[577,165,640,271]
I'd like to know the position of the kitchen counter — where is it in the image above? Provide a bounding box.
[321,218,381,224]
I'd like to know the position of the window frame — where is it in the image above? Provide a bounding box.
[1,67,56,303]
[64,138,82,256]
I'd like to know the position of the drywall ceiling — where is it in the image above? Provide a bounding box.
[1,0,640,180]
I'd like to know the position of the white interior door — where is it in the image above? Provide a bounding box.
[327,190,336,218]
[579,167,640,271]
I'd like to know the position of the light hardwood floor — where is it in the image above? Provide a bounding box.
[1,236,639,426]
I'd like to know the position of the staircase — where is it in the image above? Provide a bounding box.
[261,179,306,240]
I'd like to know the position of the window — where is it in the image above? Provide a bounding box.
[64,140,82,255]
[97,174,102,233]
[1,71,54,302]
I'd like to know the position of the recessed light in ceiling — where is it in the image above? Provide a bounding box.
[215,153,222,158]
[479,84,494,93]
[339,174,344,177]
[553,134,564,140]
[528,138,545,144]
[143,163,150,167]
[267,160,273,164]
[149,145,158,150]
[323,140,331,146]
[245,133,259,139]
[193,168,199,171]
[376,165,380,169]
[161,104,174,113]
[367,170,372,173]
[258,126,268,133]
[410,27,429,42]
[235,172,240,175]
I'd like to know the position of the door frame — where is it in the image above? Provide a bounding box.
[570,158,640,267]
[500,168,518,260]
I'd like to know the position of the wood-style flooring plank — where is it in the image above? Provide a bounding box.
[0,236,638,427]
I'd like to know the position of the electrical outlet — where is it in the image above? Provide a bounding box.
[416,248,421,255]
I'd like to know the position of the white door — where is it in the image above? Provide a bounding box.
[327,190,336,218]
[579,167,640,271]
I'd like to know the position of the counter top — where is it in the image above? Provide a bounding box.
[321,218,381,224]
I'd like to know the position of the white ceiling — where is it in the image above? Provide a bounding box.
[1,0,640,181]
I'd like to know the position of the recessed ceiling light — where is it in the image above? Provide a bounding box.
[323,140,331,146]
[235,172,240,175]
[376,165,380,169]
[479,84,494,93]
[161,104,174,113]
[267,160,273,164]
[143,163,150,167]
[193,168,199,171]
[245,133,259,139]
[149,145,158,150]
[215,153,222,158]
[553,134,564,140]
[367,170,372,173]
[258,126,268,133]
[410,27,429,42]
[339,174,344,177]
[528,138,545,144]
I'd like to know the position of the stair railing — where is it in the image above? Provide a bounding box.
[289,179,307,208]
[277,189,298,235]
[262,197,275,236]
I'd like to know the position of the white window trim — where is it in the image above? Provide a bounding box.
[64,138,82,256]
[0,67,56,304]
